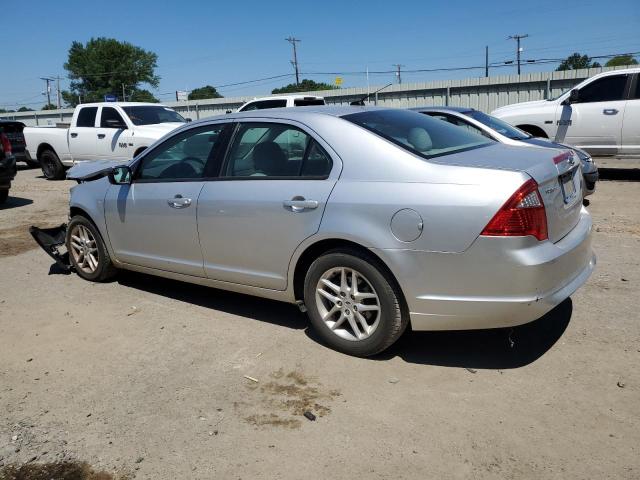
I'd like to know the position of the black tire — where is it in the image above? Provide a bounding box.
[0,189,8,204]
[40,149,66,180]
[66,215,118,282]
[303,248,408,357]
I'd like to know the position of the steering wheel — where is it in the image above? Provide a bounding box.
[181,156,206,170]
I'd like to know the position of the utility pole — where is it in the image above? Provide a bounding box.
[56,76,61,109]
[40,77,53,107]
[508,34,529,75]
[393,64,404,84]
[485,46,489,77]
[285,36,301,86]
[122,84,126,102]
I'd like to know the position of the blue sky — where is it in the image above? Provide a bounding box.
[1,0,638,109]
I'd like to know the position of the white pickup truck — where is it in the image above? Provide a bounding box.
[492,68,640,157]
[25,102,186,179]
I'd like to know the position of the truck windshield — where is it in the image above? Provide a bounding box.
[343,109,493,159]
[464,110,531,140]
[121,106,186,125]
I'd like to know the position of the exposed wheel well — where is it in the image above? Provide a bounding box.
[134,146,147,157]
[36,143,56,159]
[292,238,407,309]
[516,124,548,138]
[69,207,97,226]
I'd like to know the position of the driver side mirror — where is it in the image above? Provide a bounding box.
[565,89,580,105]
[108,165,132,185]
[104,118,127,129]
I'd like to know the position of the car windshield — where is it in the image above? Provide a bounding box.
[121,106,186,126]
[343,109,493,159]
[464,110,531,140]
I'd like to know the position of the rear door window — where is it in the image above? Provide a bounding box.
[76,107,98,127]
[224,122,332,178]
[293,98,325,106]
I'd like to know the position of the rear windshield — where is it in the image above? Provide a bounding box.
[465,110,530,140]
[343,109,493,159]
[121,106,185,126]
[294,98,325,106]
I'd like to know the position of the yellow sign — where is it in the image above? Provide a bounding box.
[335,77,343,86]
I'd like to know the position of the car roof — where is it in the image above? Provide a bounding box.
[410,106,475,114]
[76,102,170,108]
[245,95,325,102]
[211,105,392,122]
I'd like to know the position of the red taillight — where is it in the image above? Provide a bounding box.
[0,134,11,155]
[481,178,548,241]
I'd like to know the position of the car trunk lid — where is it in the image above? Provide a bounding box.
[430,143,583,243]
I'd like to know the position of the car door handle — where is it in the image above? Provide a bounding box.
[603,109,618,115]
[283,197,319,212]
[70,132,78,138]
[97,133,106,139]
[167,195,192,209]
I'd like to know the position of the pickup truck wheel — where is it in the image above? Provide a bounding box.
[40,149,66,180]
[0,190,8,204]
[66,216,117,282]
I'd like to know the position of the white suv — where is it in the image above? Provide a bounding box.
[492,68,640,157]
[237,95,325,112]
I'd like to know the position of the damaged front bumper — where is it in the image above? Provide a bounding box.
[29,224,72,272]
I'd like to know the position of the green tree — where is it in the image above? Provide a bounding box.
[188,85,223,100]
[18,106,34,112]
[61,37,160,107]
[0,108,14,113]
[272,79,338,94]
[42,104,58,110]
[605,55,638,67]
[129,89,159,103]
[556,53,601,71]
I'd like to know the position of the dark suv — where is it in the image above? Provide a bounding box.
[0,120,35,167]
[0,129,17,204]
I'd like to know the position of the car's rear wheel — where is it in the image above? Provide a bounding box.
[0,189,8,204]
[66,215,117,282]
[40,149,66,180]
[304,249,408,357]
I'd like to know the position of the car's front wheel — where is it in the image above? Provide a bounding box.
[66,215,117,282]
[304,249,408,357]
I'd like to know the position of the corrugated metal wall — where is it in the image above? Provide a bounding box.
[1,66,630,126]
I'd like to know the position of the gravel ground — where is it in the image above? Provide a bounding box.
[0,165,638,479]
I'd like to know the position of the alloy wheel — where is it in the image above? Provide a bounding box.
[315,267,381,341]
[69,224,99,274]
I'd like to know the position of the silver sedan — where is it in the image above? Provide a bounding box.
[51,107,595,356]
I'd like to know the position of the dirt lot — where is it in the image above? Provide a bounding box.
[1,165,639,479]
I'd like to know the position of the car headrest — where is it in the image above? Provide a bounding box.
[408,127,432,152]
